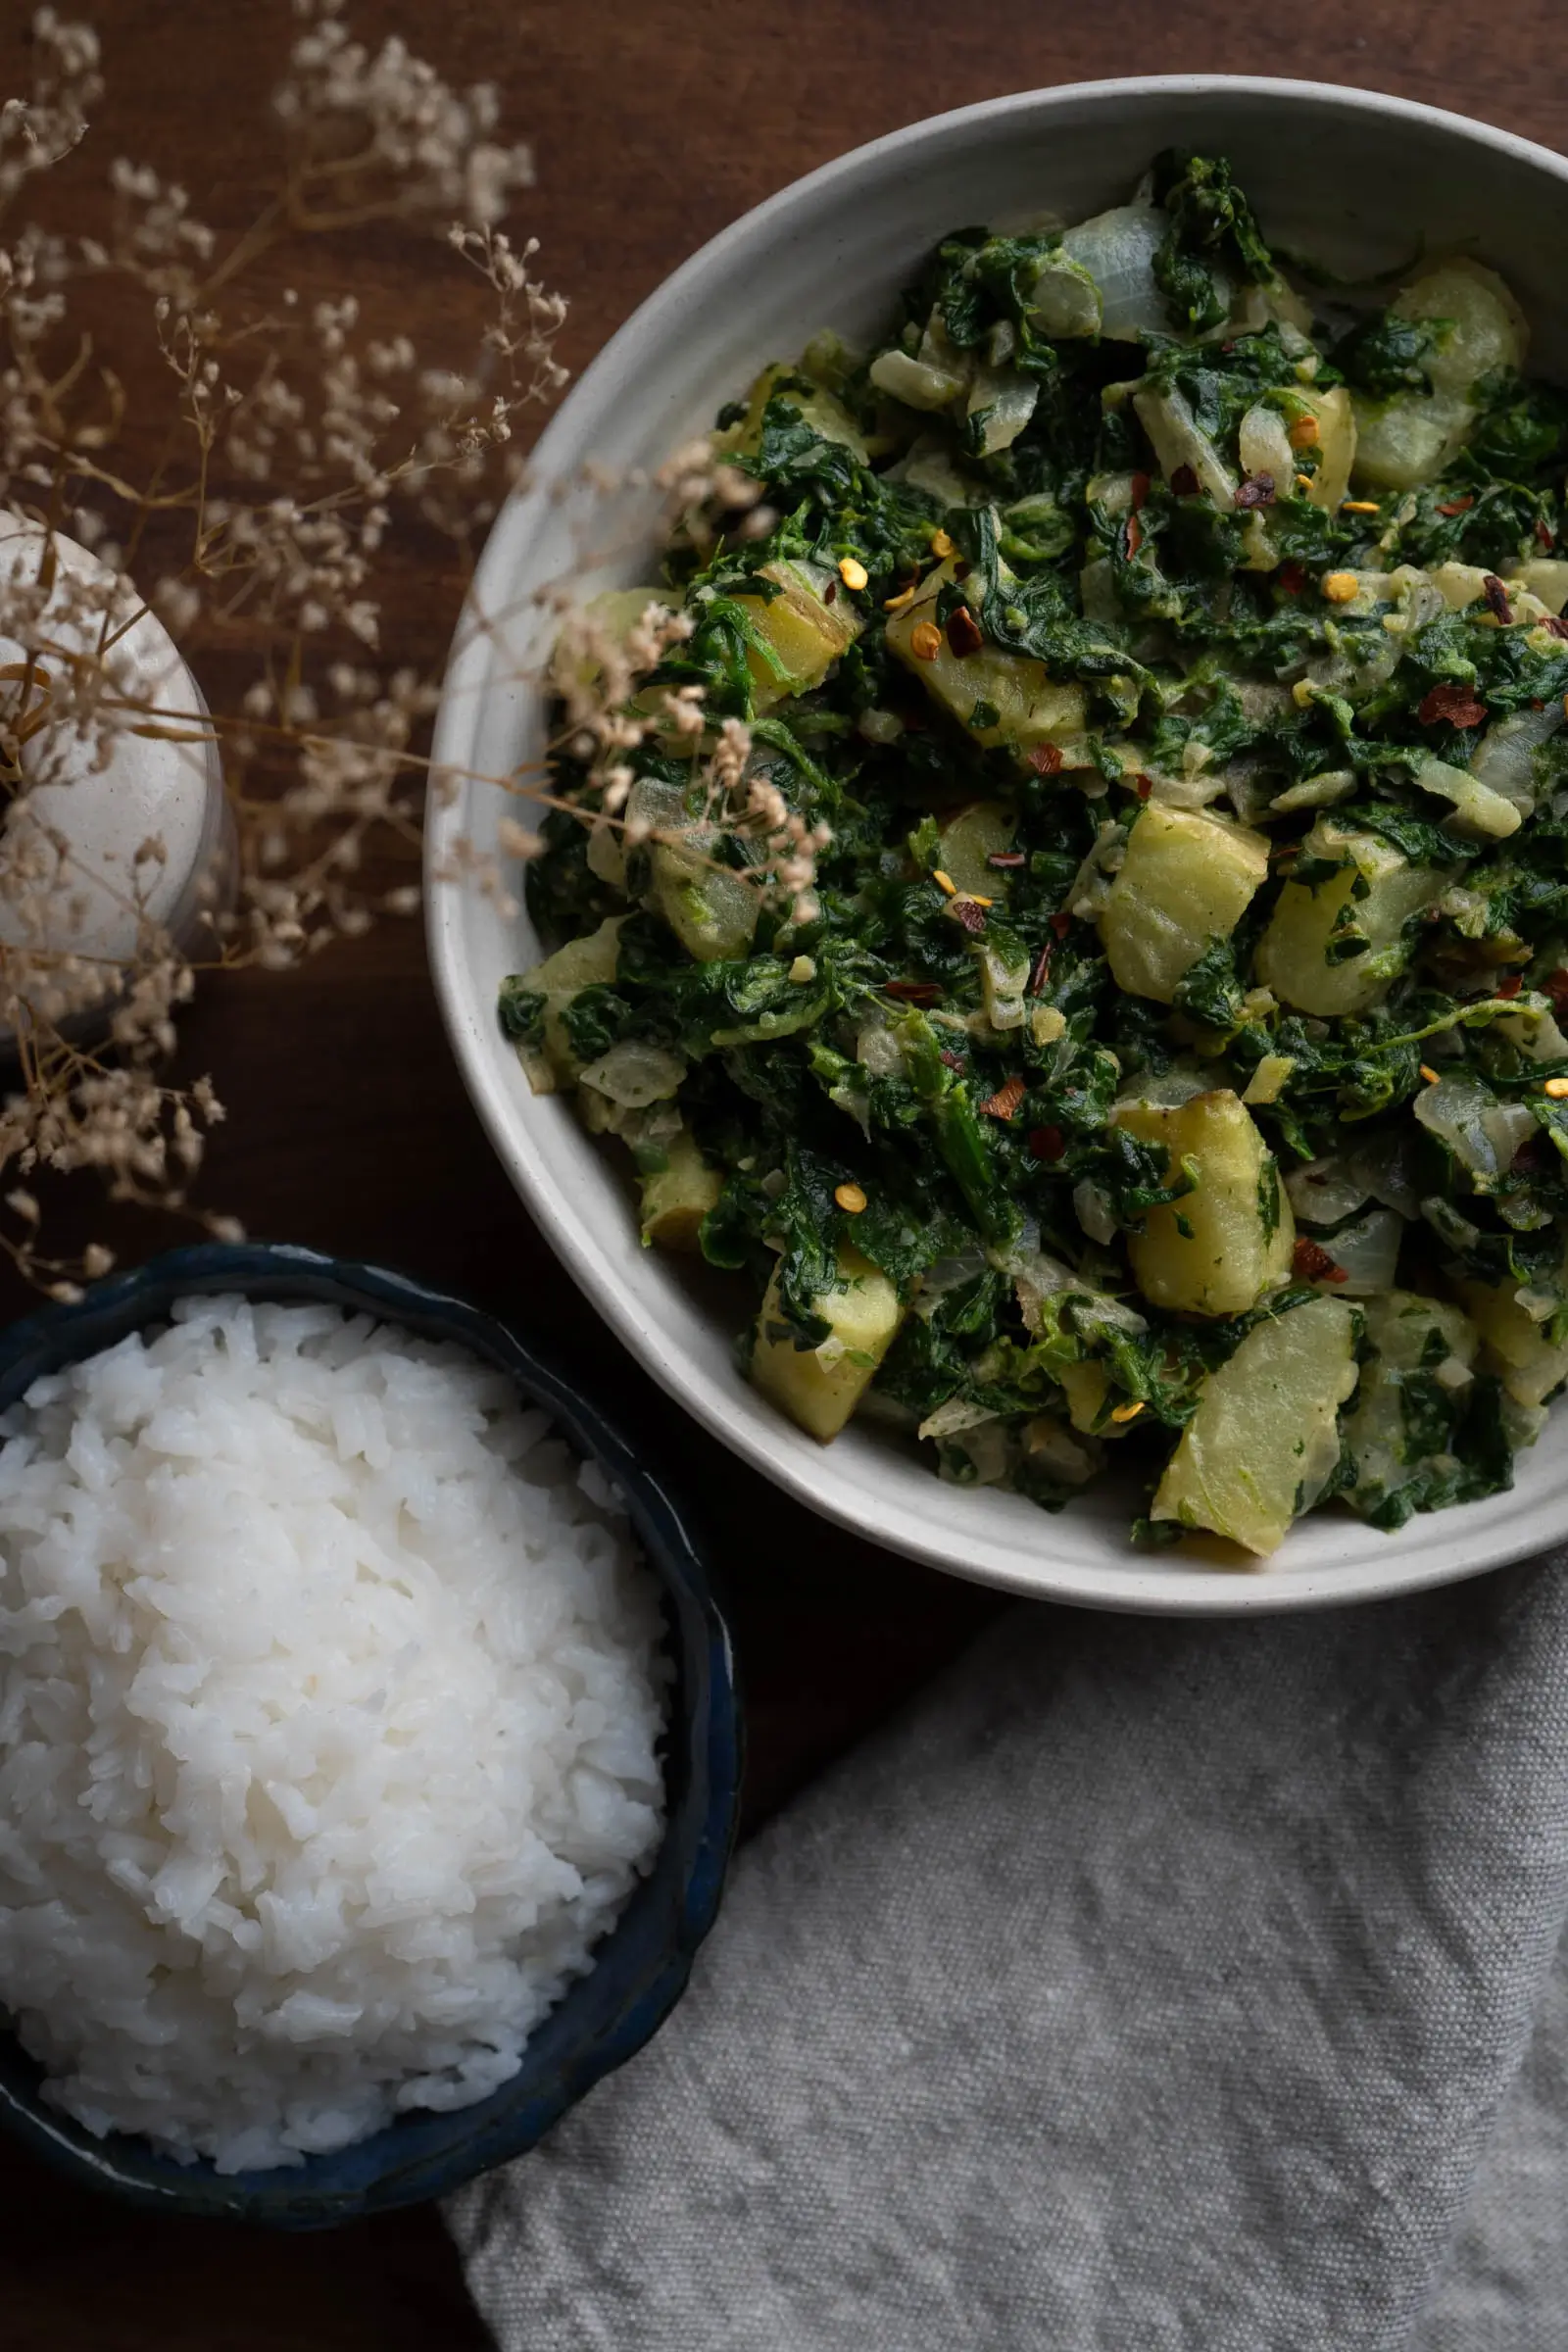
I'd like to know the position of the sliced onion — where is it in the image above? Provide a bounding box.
[1505,1396,1549,1448]
[934,1417,1015,1486]
[1133,386,1237,507]
[868,347,964,412]
[624,775,691,840]
[1286,1156,1371,1226]
[1380,564,1448,644]
[1058,204,1169,340]
[1315,1208,1403,1295]
[886,435,989,507]
[1411,754,1523,841]
[1498,1004,1568,1062]
[918,1396,998,1442]
[577,1040,687,1108]
[1072,1179,1118,1247]
[1348,1130,1422,1219]
[978,939,1031,1030]
[966,365,1039,455]
[1238,403,1296,491]
[1079,554,1121,623]
[993,1225,1147,1336]
[1022,1415,1099,1484]
[1150,766,1230,809]
[1413,1069,1534,1184]
[1027,251,1103,338]
[1269,766,1356,815]
[914,1250,991,1318]
[585,817,627,886]
[1068,818,1126,917]
[1468,702,1565,813]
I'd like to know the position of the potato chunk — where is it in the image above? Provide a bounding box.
[717,362,869,465]
[1254,819,1453,1016]
[735,558,864,710]
[937,802,1015,898]
[1343,1292,1480,1522]
[549,587,667,699]
[886,560,1086,760]
[638,1129,722,1252]
[1097,805,1270,1004]
[649,840,760,963]
[1152,1297,1360,1555]
[1115,1090,1295,1317]
[1455,1268,1568,1407]
[1351,259,1528,492]
[516,916,625,1088]
[752,1248,906,1442]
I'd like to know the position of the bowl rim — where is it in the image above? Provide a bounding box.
[426,75,1568,1617]
[0,1241,741,2227]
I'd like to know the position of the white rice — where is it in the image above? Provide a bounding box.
[0,1295,668,2174]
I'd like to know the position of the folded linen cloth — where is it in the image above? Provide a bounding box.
[448,1554,1568,2351]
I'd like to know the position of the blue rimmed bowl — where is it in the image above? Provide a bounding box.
[0,1242,741,2227]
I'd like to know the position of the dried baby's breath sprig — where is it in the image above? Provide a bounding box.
[0,3,568,1283]
[503,569,834,931]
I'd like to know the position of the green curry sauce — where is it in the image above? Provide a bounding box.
[505,152,1568,1558]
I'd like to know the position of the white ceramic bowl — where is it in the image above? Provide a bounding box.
[427,76,1568,1613]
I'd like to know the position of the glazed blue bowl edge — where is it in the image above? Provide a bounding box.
[0,1242,742,2228]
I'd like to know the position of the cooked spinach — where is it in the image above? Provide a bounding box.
[503,154,1568,1559]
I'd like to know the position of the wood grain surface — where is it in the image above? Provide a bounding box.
[3,2,1565,2343]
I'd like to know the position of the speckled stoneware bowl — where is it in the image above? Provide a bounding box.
[0,1243,740,2228]
[427,76,1568,1614]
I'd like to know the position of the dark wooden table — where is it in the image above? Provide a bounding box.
[4,3,1565,2342]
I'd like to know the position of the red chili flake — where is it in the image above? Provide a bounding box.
[1482,573,1513,623]
[823,580,838,605]
[1497,973,1524,999]
[1417,682,1488,729]
[1292,1237,1347,1284]
[1220,340,1237,356]
[1135,773,1153,802]
[1169,464,1200,498]
[1125,513,1144,560]
[945,604,984,657]
[979,1074,1026,1122]
[1028,947,1052,995]
[1130,471,1151,514]
[1029,742,1064,776]
[1538,517,1556,550]
[1234,472,1276,511]
[949,895,988,935]
[1436,495,1476,518]
[1541,615,1568,642]
[1051,910,1072,939]
[953,559,973,581]
[1028,1124,1065,1162]
[939,1050,965,1071]
[883,980,943,1004]
[1277,561,1307,596]
[986,851,1027,869]
[1533,698,1546,710]
[1547,968,1568,1012]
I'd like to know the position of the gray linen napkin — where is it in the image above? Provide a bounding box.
[448,1554,1568,2351]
